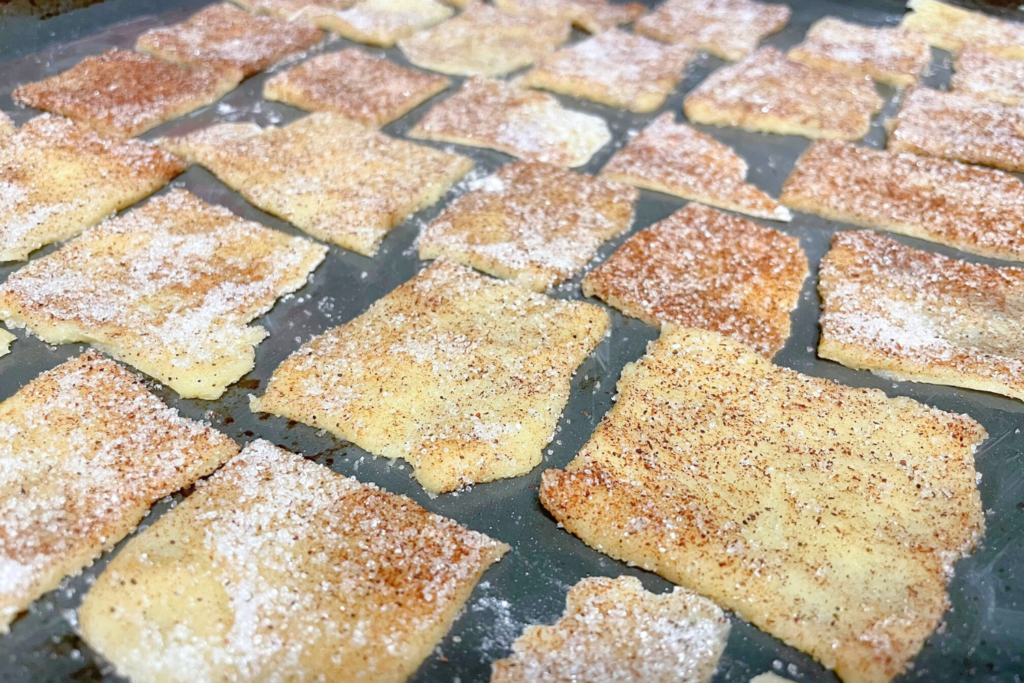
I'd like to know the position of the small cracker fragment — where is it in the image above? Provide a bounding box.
[300,0,453,48]
[901,0,1024,58]
[0,351,238,634]
[780,140,1024,262]
[635,0,790,62]
[490,576,729,683]
[419,161,638,291]
[887,87,1024,174]
[263,48,449,126]
[229,0,360,20]
[12,48,241,138]
[540,326,986,683]
[253,259,609,493]
[0,190,327,400]
[952,48,1024,105]
[523,30,693,113]
[600,113,790,221]
[398,2,571,77]
[409,78,610,167]
[819,230,1024,402]
[751,675,794,683]
[683,47,883,141]
[492,0,644,34]
[581,203,807,358]
[0,329,14,357]
[787,17,930,88]
[0,114,185,262]
[0,112,13,137]
[161,113,472,255]
[79,439,507,682]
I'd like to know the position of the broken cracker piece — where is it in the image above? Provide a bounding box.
[419,161,638,291]
[0,112,13,137]
[0,329,13,358]
[581,203,807,358]
[253,259,609,493]
[229,0,360,20]
[161,113,472,255]
[79,439,507,682]
[780,140,1024,262]
[398,2,570,77]
[301,0,453,48]
[263,48,449,126]
[492,0,644,34]
[490,576,729,683]
[787,17,930,88]
[951,48,1024,105]
[540,326,985,683]
[600,113,790,221]
[0,114,185,262]
[901,0,1024,58]
[751,675,794,683]
[683,47,883,140]
[0,351,238,634]
[819,230,1024,402]
[0,190,326,400]
[12,48,241,138]
[409,78,610,167]
[635,0,790,62]
[523,29,693,113]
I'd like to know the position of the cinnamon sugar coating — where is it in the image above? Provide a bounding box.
[901,0,1024,58]
[79,439,507,682]
[541,326,986,683]
[635,0,790,61]
[0,352,239,634]
[12,49,241,138]
[951,48,1024,105]
[298,0,453,48]
[493,0,644,34]
[780,140,1024,262]
[581,203,807,358]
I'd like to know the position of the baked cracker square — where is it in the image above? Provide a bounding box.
[492,0,644,34]
[0,190,326,400]
[635,0,790,61]
[252,259,609,493]
[541,325,986,683]
[952,48,1024,105]
[0,351,238,634]
[419,161,638,291]
[79,439,507,683]
[900,0,1024,58]
[300,0,453,48]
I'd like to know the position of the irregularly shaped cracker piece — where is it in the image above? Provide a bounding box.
[0,112,13,137]
[600,113,790,221]
[683,48,883,140]
[492,0,644,34]
[780,140,1024,262]
[491,576,729,683]
[263,48,449,126]
[230,0,360,20]
[0,329,14,358]
[0,114,184,262]
[0,191,326,400]
[581,203,806,357]
[301,0,453,48]
[409,78,610,167]
[253,259,609,493]
[79,439,507,682]
[787,17,930,87]
[523,30,692,113]
[751,675,794,683]
[161,113,472,255]
[540,326,986,683]
[135,3,322,78]
[819,230,1024,402]
[12,49,241,138]
[901,0,1024,58]
[0,352,238,634]
[398,2,570,77]
[887,87,1024,174]
[952,48,1024,105]
[635,0,790,61]
[419,162,638,291]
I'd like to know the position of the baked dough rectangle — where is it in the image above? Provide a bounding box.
[300,0,453,47]
[635,0,790,61]
[492,0,644,34]
[900,0,1024,58]
[951,48,1024,105]
[0,352,238,634]
[79,439,507,683]
[540,326,986,683]
[780,140,1024,262]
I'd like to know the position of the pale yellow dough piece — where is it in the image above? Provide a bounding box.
[0,352,239,634]
[419,161,638,291]
[952,48,1024,105]
[600,112,790,221]
[0,190,326,400]
[229,0,360,20]
[0,114,185,262]
[161,113,472,255]
[751,675,794,683]
[490,576,729,683]
[253,259,609,493]
[635,0,790,61]
[523,30,693,113]
[398,2,571,77]
[409,78,610,167]
[0,329,14,357]
[492,0,645,34]
[79,439,508,683]
[541,326,986,683]
[683,47,883,140]
[901,0,1024,58]
[301,0,453,48]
